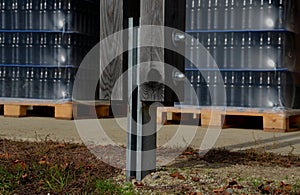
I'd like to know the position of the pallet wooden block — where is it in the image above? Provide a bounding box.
[55,103,73,120]
[4,105,27,117]
[156,106,300,132]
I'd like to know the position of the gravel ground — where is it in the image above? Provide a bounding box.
[114,149,300,194]
[1,138,300,194]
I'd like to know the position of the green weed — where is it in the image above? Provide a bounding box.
[94,179,135,195]
[249,177,263,189]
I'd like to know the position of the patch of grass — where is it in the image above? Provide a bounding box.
[94,179,135,195]
[292,180,300,193]
[0,139,120,194]
[236,176,245,183]
[0,166,15,192]
[44,165,76,193]
[0,161,28,194]
[248,177,264,189]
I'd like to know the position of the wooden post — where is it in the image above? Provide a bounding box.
[139,0,165,102]
[100,0,123,100]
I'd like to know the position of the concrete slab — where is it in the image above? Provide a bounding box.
[0,116,299,155]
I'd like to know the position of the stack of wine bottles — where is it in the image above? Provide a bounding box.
[185,0,300,108]
[186,0,297,31]
[0,0,99,100]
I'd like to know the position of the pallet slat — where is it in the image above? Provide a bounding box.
[157,107,300,132]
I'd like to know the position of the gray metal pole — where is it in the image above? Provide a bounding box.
[126,18,157,182]
[126,17,138,180]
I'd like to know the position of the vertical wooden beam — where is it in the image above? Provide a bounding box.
[139,0,165,101]
[100,0,123,100]
[164,0,186,104]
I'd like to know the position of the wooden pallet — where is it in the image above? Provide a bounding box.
[0,100,119,120]
[157,106,300,132]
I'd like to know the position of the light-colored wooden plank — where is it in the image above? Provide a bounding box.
[226,111,264,117]
[100,0,123,100]
[4,105,27,117]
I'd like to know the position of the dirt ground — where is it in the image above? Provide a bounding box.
[0,139,120,194]
[1,139,300,194]
[1,116,300,194]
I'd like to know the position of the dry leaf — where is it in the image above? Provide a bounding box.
[284,184,292,191]
[38,180,44,186]
[285,163,291,168]
[177,175,186,180]
[192,177,200,182]
[170,172,185,180]
[50,144,66,149]
[183,151,194,155]
[0,153,11,159]
[13,160,26,169]
[213,188,224,193]
[38,156,50,165]
[39,160,49,165]
[170,172,180,178]
[261,186,271,194]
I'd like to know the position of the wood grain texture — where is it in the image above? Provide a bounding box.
[100,0,123,100]
[139,0,165,101]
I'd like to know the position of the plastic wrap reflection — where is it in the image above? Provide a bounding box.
[185,0,299,109]
[0,0,99,101]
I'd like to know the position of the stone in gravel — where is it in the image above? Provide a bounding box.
[151,173,160,180]
[225,188,234,194]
